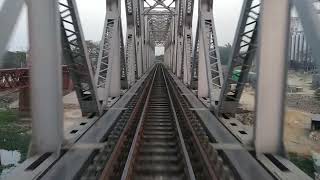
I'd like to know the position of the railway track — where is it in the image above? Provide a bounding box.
[80,64,234,180]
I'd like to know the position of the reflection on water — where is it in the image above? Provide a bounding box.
[0,149,21,178]
[0,149,21,165]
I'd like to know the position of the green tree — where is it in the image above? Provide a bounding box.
[219,43,232,65]
[86,40,100,71]
[0,51,27,68]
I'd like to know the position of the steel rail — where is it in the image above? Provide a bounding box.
[161,66,196,180]
[119,65,159,180]
[119,65,196,180]
[164,67,234,180]
[97,65,159,180]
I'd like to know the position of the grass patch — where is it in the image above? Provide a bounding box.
[289,152,315,178]
[0,110,31,174]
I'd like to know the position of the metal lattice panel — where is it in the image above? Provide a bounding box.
[59,0,101,115]
[144,0,175,46]
[96,19,115,90]
[120,23,128,89]
[124,0,138,86]
[192,0,224,111]
[182,0,194,85]
[203,18,223,98]
[191,36,200,89]
[95,18,117,107]
[126,33,136,86]
[218,0,260,113]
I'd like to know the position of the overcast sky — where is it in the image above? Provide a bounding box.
[3,0,244,52]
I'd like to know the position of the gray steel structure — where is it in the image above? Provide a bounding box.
[1,0,320,179]
[219,0,260,113]
[190,0,224,112]
[288,1,320,71]
[59,0,102,115]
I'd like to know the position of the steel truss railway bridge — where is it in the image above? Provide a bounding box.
[1,0,320,179]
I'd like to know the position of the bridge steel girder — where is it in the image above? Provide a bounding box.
[124,0,136,87]
[135,0,144,78]
[95,0,123,108]
[59,0,102,115]
[125,0,146,87]
[143,15,149,73]
[27,0,64,155]
[195,0,224,111]
[191,31,200,90]
[218,0,260,114]
[172,37,177,74]
[171,18,175,71]
[120,23,128,90]
[182,0,194,86]
[173,0,184,77]
[183,31,192,86]
[142,0,174,70]
[254,0,290,155]
[125,29,136,87]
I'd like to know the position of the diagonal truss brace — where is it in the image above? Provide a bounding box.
[218,0,260,114]
[59,0,101,115]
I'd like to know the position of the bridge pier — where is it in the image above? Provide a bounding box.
[18,87,30,117]
[16,69,72,117]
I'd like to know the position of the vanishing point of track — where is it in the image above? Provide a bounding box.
[80,64,234,180]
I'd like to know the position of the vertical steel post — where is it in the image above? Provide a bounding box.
[254,0,290,155]
[183,0,194,86]
[292,33,297,62]
[183,32,192,85]
[290,33,294,61]
[196,0,223,110]
[301,34,305,66]
[143,15,148,73]
[176,39,183,78]
[27,0,63,154]
[198,25,209,97]
[109,20,121,97]
[172,17,177,74]
[297,33,301,63]
[95,0,122,108]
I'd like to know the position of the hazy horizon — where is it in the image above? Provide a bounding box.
[1,0,244,54]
